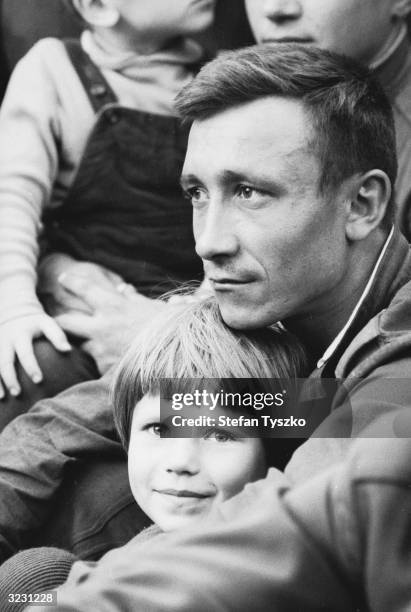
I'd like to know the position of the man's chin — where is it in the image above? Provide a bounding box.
[218,301,276,330]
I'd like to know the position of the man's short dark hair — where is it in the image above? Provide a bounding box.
[176,44,397,227]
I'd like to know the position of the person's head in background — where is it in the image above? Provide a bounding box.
[112,297,307,532]
[68,0,217,54]
[245,0,411,67]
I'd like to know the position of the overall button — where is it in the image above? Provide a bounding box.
[91,84,107,97]
[106,110,120,124]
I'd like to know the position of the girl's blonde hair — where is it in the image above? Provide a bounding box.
[112,296,307,448]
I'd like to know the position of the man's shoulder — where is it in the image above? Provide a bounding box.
[348,410,411,482]
[336,276,411,379]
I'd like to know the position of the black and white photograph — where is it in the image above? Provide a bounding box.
[0,1,410,610]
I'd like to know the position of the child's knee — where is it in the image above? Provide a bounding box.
[0,546,76,612]
[0,339,98,430]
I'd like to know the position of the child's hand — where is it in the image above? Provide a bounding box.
[0,314,71,398]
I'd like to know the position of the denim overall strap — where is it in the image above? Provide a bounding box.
[45,44,202,298]
[63,39,117,111]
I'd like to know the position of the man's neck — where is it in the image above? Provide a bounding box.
[286,292,363,363]
[285,231,390,363]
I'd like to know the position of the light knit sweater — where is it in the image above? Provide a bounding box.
[0,32,202,324]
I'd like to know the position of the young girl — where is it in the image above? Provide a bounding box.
[112,295,307,533]
[0,296,307,609]
[0,0,214,406]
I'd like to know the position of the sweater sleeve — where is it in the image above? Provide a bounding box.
[0,39,91,325]
[0,370,121,563]
[0,43,63,324]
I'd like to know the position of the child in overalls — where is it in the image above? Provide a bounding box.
[0,0,215,421]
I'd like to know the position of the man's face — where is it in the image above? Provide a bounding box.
[181,97,351,329]
[245,0,400,64]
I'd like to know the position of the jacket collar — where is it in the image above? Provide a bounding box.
[316,227,411,378]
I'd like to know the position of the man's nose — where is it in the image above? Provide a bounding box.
[165,438,201,476]
[194,205,239,262]
[262,0,302,22]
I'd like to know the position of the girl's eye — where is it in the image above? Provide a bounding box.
[145,423,167,437]
[204,428,236,443]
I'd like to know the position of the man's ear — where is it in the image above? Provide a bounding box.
[345,170,392,241]
[391,0,411,18]
[72,0,120,27]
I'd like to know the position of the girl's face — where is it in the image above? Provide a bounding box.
[128,394,267,531]
[113,0,217,46]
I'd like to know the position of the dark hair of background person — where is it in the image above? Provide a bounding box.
[176,44,398,228]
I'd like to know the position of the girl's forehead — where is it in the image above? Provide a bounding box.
[134,394,160,414]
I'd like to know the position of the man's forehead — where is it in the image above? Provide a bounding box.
[183,97,315,179]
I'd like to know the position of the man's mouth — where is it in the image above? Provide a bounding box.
[208,277,254,288]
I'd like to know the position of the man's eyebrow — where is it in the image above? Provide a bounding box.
[221,169,286,192]
[180,170,287,194]
[182,169,275,185]
[220,170,253,182]
[180,173,201,188]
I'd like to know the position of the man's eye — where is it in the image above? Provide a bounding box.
[237,185,255,199]
[183,187,208,205]
[204,428,236,443]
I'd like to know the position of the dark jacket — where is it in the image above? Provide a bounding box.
[27,416,411,612]
[378,33,411,236]
[287,226,411,482]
